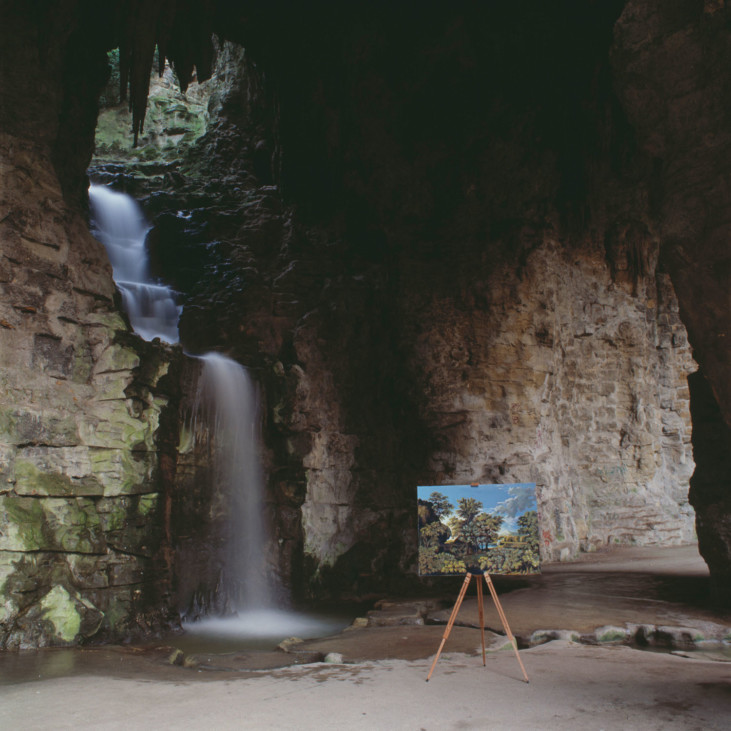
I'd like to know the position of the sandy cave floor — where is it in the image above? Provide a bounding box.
[1,545,730,730]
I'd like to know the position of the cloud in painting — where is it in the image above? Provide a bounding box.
[494,485,536,519]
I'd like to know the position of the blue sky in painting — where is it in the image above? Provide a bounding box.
[418,483,537,534]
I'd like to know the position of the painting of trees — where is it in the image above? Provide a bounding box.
[417,484,541,576]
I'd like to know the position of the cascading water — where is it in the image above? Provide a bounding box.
[89,182,275,608]
[89,185,181,344]
[185,357,351,648]
[192,352,273,611]
[89,184,349,648]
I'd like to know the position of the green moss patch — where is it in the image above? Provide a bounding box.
[0,497,106,553]
[14,458,103,497]
[40,586,81,642]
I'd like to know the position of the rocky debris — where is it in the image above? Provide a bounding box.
[593,625,630,644]
[187,649,325,672]
[365,599,436,627]
[529,630,581,645]
[529,622,731,654]
[277,636,304,652]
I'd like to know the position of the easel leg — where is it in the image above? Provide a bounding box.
[476,576,486,666]
[483,572,529,683]
[426,573,472,682]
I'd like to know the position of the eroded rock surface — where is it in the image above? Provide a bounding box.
[135,29,698,600]
[611,0,731,602]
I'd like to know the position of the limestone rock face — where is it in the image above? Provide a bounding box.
[0,8,186,644]
[611,0,731,602]
[399,240,696,561]
[142,37,698,599]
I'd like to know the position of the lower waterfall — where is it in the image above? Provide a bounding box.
[190,351,275,612]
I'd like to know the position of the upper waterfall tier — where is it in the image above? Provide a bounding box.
[89,184,181,344]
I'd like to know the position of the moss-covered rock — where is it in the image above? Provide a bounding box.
[97,494,160,556]
[40,586,83,642]
[10,585,104,647]
[14,448,104,496]
[94,62,211,165]
[0,497,45,551]
[0,496,105,553]
[87,447,156,497]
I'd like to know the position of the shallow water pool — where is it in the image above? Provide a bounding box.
[176,608,356,654]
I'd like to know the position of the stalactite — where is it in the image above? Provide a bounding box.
[115,0,215,144]
[604,218,656,293]
[165,0,216,93]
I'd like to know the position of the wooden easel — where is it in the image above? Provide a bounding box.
[426,571,529,683]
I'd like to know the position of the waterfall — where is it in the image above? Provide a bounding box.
[89,184,347,646]
[193,352,273,611]
[89,184,181,344]
[89,183,274,611]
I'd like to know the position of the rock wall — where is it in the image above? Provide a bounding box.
[611,0,731,602]
[399,237,695,561]
[0,132,186,647]
[0,6,187,647]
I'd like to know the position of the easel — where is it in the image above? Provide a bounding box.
[426,571,529,683]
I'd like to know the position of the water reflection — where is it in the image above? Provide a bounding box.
[0,648,77,686]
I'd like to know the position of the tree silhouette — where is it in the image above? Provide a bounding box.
[472,512,503,550]
[428,491,453,521]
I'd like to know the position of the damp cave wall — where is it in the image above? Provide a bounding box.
[0,2,193,647]
[0,0,730,647]
[171,0,722,598]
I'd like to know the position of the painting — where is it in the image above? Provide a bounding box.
[418,483,540,576]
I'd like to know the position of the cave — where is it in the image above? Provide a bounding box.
[0,0,729,649]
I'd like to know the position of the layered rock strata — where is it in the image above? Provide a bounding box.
[0,133,186,647]
[0,7,188,647]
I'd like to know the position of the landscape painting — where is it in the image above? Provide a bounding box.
[418,483,540,576]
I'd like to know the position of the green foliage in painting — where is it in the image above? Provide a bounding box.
[428,491,453,520]
[417,486,540,576]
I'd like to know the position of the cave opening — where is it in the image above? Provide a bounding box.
[1,1,730,652]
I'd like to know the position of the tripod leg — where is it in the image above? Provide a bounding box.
[426,573,472,682]
[483,572,529,683]
[476,577,486,666]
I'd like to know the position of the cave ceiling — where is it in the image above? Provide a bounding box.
[1,0,726,427]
